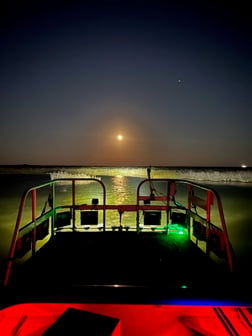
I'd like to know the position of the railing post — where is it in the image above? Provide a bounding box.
[31,189,36,256]
[4,194,28,286]
[205,191,213,256]
[103,186,106,231]
[51,183,56,235]
[216,196,234,272]
[187,184,193,241]
[165,180,174,234]
[72,179,76,231]
[187,184,192,211]
[136,183,140,233]
[206,190,212,223]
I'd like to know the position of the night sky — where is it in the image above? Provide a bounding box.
[0,1,251,166]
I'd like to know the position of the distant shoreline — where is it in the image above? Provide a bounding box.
[0,165,251,183]
[0,164,250,170]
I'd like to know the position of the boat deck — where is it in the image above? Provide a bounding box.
[3,177,243,305]
[5,230,232,305]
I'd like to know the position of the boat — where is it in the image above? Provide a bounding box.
[0,170,251,335]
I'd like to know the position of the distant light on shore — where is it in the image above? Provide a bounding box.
[241,164,247,168]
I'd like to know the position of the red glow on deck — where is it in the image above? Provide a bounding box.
[0,303,251,335]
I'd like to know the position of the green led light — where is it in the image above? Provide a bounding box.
[181,285,188,289]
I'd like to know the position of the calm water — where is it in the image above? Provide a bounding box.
[0,166,251,275]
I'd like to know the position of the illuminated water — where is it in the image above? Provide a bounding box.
[0,166,251,275]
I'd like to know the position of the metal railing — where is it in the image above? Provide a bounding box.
[4,178,233,285]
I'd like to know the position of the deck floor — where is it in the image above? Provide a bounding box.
[10,231,222,288]
[4,231,245,306]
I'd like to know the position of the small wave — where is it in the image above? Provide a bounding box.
[48,167,252,183]
[49,170,100,183]
[181,170,252,183]
[151,167,252,183]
